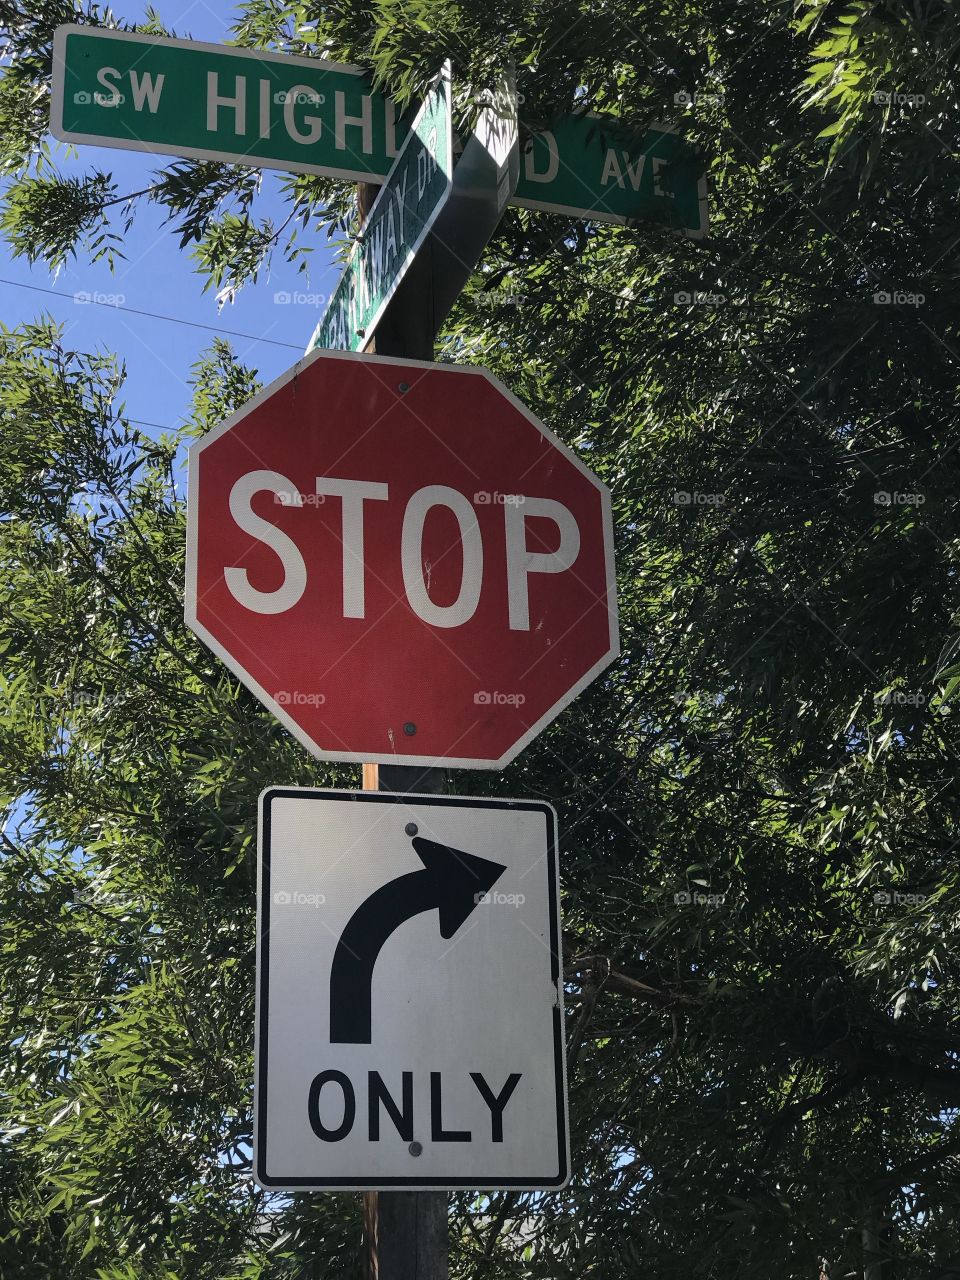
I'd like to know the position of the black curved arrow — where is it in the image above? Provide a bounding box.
[330,836,506,1044]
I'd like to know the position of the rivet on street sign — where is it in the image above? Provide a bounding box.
[306,64,453,355]
[254,788,569,1190]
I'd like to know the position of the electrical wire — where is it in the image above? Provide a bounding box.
[0,276,303,350]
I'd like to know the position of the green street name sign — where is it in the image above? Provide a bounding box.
[51,25,404,182]
[306,68,453,353]
[51,26,707,236]
[515,116,707,236]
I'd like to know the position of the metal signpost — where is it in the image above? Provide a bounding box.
[255,789,568,1191]
[348,98,520,1268]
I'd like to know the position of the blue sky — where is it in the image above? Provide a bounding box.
[1,0,342,440]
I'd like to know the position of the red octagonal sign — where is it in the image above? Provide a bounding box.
[185,350,618,768]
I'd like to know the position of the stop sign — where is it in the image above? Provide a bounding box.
[185,350,618,768]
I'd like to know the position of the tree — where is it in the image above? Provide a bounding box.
[2,1,960,1276]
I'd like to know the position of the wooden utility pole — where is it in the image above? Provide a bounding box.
[359,180,448,1280]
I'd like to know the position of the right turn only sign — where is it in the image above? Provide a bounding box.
[254,788,569,1190]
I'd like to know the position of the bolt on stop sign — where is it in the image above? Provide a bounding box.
[185,350,618,767]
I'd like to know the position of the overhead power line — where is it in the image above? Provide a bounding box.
[0,276,303,351]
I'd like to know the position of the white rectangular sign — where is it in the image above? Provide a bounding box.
[254,788,569,1190]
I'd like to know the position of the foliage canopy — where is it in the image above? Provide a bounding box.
[1,0,960,1276]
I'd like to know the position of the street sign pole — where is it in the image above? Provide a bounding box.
[355,82,519,1266]
[359,175,447,1280]
[359,769,447,1280]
